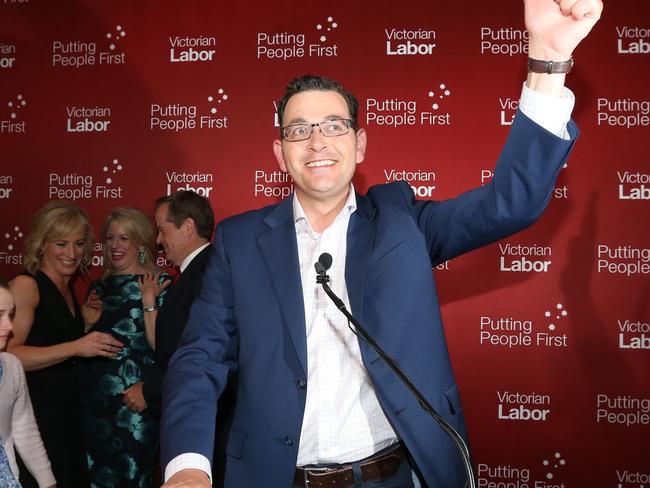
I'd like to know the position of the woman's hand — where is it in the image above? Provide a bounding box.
[139,271,171,308]
[74,331,123,358]
[81,290,102,330]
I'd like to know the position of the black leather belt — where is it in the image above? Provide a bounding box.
[294,444,407,488]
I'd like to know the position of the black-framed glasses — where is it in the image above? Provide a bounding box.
[281,118,355,142]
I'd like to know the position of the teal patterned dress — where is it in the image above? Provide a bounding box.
[81,274,168,488]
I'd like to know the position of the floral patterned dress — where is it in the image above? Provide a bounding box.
[81,274,168,488]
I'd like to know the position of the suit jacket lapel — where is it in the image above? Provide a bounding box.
[346,192,376,331]
[158,246,207,315]
[257,198,308,377]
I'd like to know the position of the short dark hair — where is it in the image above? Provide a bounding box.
[156,190,215,240]
[277,75,359,137]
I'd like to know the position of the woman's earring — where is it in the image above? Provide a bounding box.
[138,248,146,264]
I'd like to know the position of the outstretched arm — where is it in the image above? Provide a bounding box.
[160,225,237,487]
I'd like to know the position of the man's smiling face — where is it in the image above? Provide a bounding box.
[273,90,366,208]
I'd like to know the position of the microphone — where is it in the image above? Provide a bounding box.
[318,252,332,271]
[314,253,332,284]
[314,253,347,310]
[313,252,476,488]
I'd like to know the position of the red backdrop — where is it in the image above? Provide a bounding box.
[1,1,648,486]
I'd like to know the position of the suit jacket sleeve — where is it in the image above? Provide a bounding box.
[400,110,578,264]
[160,225,238,467]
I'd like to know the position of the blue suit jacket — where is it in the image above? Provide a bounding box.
[161,112,578,487]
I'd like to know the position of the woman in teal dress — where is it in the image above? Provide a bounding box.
[82,207,170,488]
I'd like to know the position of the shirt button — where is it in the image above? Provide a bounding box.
[284,436,294,446]
[296,379,306,389]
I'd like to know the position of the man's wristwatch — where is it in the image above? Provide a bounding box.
[528,57,574,74]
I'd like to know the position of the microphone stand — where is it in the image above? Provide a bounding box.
[315,263,476,488]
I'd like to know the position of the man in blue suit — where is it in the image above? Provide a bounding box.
[161,1,603,486]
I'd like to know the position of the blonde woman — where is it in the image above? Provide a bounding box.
[8,201,123,488]
[81,207,170,487]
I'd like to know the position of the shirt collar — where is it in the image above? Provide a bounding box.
[180,242,210,273]
[292,184,357,234]
[292,182,357,238]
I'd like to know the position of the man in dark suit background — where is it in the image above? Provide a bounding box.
[147,190,214,375]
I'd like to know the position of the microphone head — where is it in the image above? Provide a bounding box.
[314,261,325,275]
[318,253,333,271]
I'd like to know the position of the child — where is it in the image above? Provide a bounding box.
[0,277,55,488]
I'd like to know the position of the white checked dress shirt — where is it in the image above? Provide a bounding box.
[293,187,398,466]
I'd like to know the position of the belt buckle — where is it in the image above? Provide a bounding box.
[304,466,334,474]
[302,466,337,486]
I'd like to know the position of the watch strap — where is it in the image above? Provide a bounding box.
[528,57,574,74]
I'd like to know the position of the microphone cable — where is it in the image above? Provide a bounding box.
[315,253,476,488]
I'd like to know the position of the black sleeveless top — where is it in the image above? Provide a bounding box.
[18,271,89,488]
[23,270,83,351]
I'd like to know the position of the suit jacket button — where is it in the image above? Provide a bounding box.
[296,379,306,389]
[284,436,294,446]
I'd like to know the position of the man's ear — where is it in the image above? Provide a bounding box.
[273,139,288,172]
[182,217,196,236]
[355,128,367,165]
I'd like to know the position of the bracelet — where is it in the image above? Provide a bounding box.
[143,304,156,313]
[528,57,574,74]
